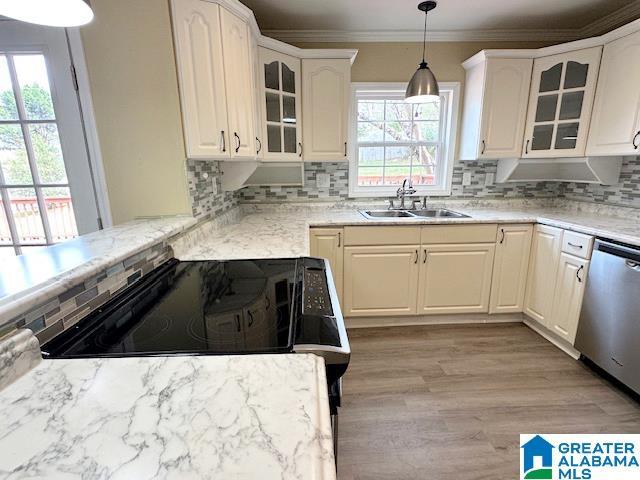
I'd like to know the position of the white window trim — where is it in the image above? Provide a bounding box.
[348,81,460,198]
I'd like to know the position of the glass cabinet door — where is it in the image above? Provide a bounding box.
[259,49,301,161]
[523,47,602,158]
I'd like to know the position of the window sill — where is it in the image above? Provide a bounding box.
[348,188,452,198]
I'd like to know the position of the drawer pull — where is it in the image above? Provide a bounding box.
[567,242,583,249]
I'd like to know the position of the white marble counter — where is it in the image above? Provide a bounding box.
[0,354,335,480]
[175,200,640,261]
[0,216,196,324]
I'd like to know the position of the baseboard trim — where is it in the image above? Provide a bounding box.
[522,316,581,360]
[345,312,524,329]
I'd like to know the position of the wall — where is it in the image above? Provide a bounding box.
[80,0,191,225]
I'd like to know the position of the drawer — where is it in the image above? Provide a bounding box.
[420,224,498,244]
[562,230,594,259]
[343,226,421,246]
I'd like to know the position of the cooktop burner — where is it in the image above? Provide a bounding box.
[44,259,299,356]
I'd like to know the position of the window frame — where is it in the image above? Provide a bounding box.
[348,82,460,198]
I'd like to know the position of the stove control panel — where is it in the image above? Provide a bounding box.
[303,266,334,317]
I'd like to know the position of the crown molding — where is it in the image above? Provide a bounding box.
[262,1,640,44]
[261,28,582,43]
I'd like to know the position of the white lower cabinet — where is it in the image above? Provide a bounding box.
[309,228,344,303]
[524,225,563,324]
[548,253,589,344]
[489,225,533,313]
[417,244,495,314]
[343,245,420,317]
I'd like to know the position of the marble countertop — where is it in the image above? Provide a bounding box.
[0,353,335,480]
[0,215,196,324]
[175,201,640,261]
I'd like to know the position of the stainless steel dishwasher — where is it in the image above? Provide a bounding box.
[574,239,640,395]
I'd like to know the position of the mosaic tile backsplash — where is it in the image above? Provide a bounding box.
[186,160,238,219]
[238,161,561,203]
[5,242,172,346]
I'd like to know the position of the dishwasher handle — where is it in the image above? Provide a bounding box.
[594,239,640,263]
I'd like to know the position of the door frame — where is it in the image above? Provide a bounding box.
[66,28,112,228]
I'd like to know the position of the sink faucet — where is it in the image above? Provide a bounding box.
[391,178,417,209]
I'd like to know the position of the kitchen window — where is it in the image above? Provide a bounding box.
[349,82,459,197]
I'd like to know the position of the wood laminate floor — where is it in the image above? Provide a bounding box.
[337,323,640,480]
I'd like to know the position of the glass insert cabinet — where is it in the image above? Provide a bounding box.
[258,47,302,161]
[522,47,602,158]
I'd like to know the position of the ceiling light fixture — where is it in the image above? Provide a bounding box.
[0,0,94,27]
[405,0,439,103]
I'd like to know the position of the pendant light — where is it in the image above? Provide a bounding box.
[405,1,439,103]
[0,0,94,27]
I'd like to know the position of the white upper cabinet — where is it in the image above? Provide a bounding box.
[171,0,229,159]
[219,7,256,159]
[460,57,532,160]
[259,48,302,162]
[302,59,351,162]
[587,30,640,156]
[522,47,602,158]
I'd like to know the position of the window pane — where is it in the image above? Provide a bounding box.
[282,95,296,124]
[384,166,411,185]
[531,124,553,150]
[564,61,588,89]
[8,188,45,244]
[357,101,384,122]
[413,121,439,142]
[14,55,55,121]
[267,125,281,153]
[358,167,383,186]
[413,101,440,120]
[358,146,384,166]
[265,92,280,122]
[384,122,412,142]
[415,145,438,168]
[559,91,584,120]
[357,122,384,142]
[283,126,296,153]
[555,123,579,150]
[264,61,279,90]
[42,187,77,242]
[411,166,436,186]
[0,200,12,245]
[385,101,411,121]
[282,64,295,94]
[28,123,68,184]
[0,56,18,120]
[0,246,16,258]
[0,124,33,185]
[535,94,558,122]
[385,146,412,166]
[539,63,562,92]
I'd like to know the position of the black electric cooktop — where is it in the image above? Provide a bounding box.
[43,258,318,357]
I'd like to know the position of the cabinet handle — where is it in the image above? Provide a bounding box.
[234,132,240,153]
[337,232,341,247]
[221,130,226,152]
[235,314,241,332]
[344,142,347,157]
[481,140,486,155]
[414,249,419,264]
[423,249,427,263]
[256,137,262,155]
[567,242,583,249]
[499,228,505,244]
[298,142,303,157]
[633,131,640,150]
[576,265,584,283]
[265,296,271,310]
[247,310,254,327]
[525,139,530,155]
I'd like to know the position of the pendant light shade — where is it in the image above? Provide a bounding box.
[0,0,94,27]
[405,1,440,103]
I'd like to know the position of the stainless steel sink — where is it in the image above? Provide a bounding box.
[359,208,469,220]
[407,209,469,218]
[361,210,415,218]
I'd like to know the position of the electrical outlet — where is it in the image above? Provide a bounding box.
[484,172,495,186]
[316,173,330,189]
[462,172,472,186]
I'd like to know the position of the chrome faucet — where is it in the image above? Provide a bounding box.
[389,178,417,210]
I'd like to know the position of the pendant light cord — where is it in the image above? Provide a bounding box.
[421,9,428,64]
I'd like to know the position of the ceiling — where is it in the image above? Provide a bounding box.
[240,0,640,42]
